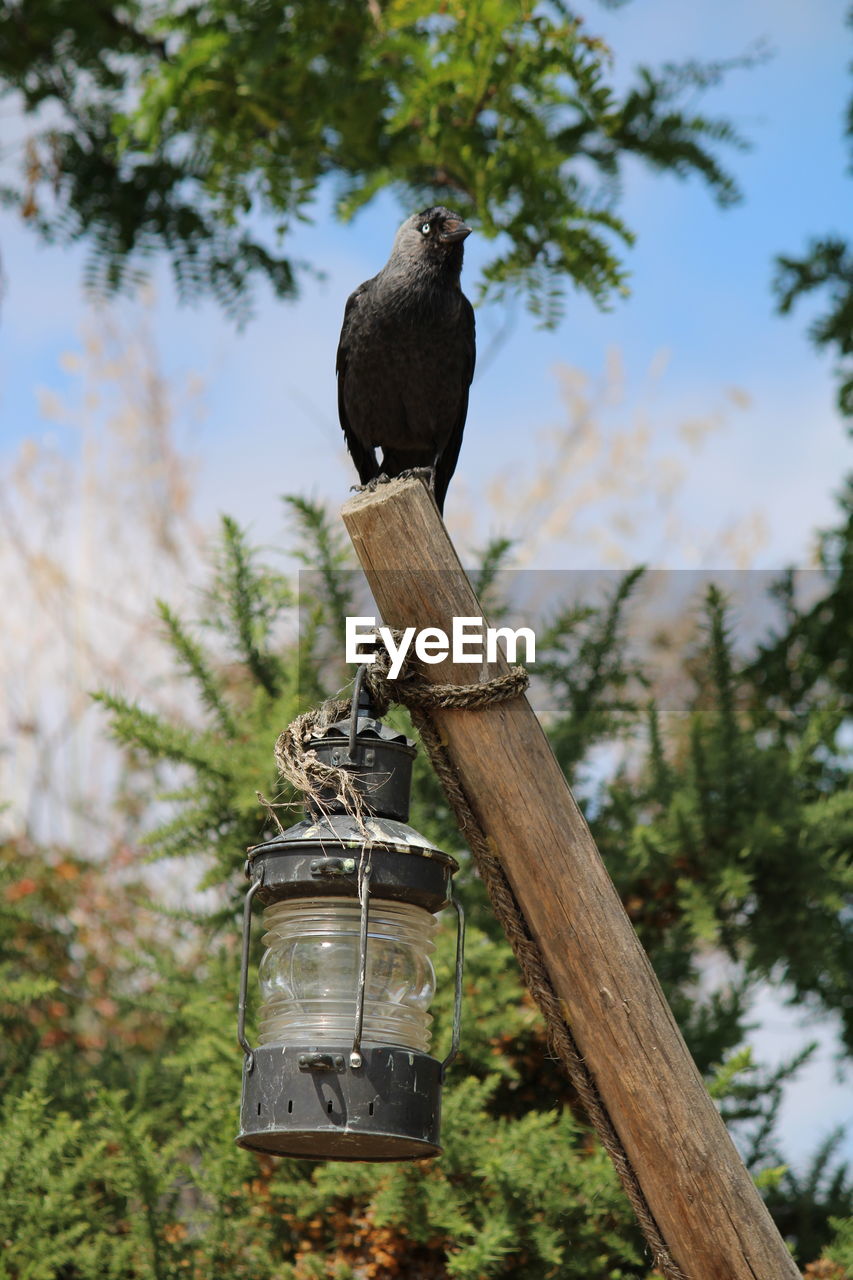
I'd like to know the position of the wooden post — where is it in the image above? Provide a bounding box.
[342,477,799,1280]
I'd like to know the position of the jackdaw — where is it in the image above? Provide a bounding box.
[336,206,475,515]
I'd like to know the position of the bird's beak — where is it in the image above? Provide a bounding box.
[438,219,472,245]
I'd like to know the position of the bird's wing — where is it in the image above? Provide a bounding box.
[336,285,381,484]
[433,296,476,515]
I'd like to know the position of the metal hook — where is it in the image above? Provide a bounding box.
[347,663,369,763]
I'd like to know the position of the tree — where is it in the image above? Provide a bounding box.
[0,0,752,322]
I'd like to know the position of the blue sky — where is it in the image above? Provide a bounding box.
[2,0,851,570]
[1,0,851,1170]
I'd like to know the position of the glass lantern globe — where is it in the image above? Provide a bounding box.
[257,897,437,1053]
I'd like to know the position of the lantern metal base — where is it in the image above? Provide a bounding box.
[236,1044,443,1161]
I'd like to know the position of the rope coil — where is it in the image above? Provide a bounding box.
[274,641,687,1280]
[274,698,369,828]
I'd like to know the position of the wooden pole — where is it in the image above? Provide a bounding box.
[342,477,799,1280]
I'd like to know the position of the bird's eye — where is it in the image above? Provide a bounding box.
[420,222,431,235]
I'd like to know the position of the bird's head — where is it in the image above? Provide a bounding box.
[390,206,472,277]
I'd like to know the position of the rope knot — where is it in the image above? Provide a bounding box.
[364,625,529,712]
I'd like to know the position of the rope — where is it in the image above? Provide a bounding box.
[274,698,371,831]
[274,644,688,1280]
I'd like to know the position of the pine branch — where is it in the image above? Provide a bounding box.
[647,701,673,805]
[93,691,231,779]
[157,600,238,737]
[211,515,289,698]
[284,494,355,623]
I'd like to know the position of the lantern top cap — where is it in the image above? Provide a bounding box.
[308,713,415,753]
[249,812,457,869]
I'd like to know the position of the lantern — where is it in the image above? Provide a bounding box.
[236,674,464,1161]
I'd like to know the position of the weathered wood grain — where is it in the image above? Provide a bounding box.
[342,476,799,1280]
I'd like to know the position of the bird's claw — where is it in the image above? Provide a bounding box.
[352,469,438,500]
[395,466,436,489]
[354,474,391,496]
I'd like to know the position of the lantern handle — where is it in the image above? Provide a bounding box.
[237,868,265,1073]
[349,854,372,1068]
[441,893,466,1073]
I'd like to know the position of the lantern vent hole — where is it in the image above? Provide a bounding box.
[368,1102,375,1115]
[257,1103,261,1115]
[327,1100,334,1114]
[288,1100,293,1113]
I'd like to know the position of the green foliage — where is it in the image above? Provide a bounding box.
[582,584,853,1072]
[818,1214,853,1274]
[707,1044,821,1172]
[773,7,853,421]
[0,0,752,322]
[764,1130,853,1266]
[2,498,853,1276]
[536,566,647,779]
[283,494,358,701]
[0,1058,117,1280]
[774,236,853,420]
[265,1077,645,1279]
[202,514,292,697]
[749,483,853,738]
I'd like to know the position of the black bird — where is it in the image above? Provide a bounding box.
[336,206,475,515]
